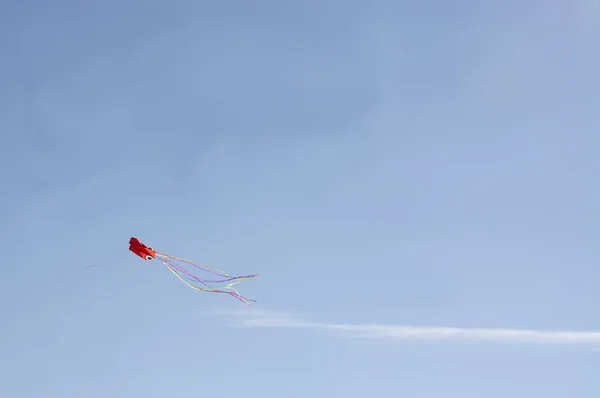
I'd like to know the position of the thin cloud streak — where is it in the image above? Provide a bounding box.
[220,309,600,345]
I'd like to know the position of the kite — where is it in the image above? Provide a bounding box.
[129,237,258,306]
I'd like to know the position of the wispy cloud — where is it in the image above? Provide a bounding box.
[218,309,600,345]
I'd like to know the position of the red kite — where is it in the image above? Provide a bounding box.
[129,237,156,261]
[128,237,258,306]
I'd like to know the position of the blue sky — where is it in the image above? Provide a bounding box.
[1,1,599,397]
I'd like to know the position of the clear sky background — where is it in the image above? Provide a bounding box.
[1,1,599,397]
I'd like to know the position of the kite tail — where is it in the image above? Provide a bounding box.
[154,253,258,306]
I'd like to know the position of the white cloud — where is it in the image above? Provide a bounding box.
[218,309,600,345]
